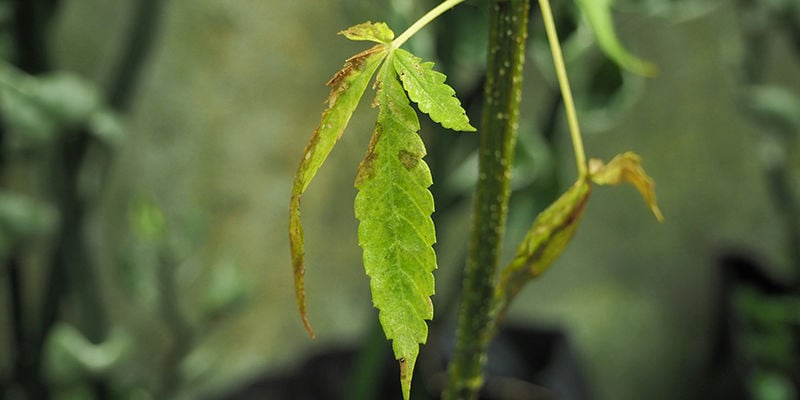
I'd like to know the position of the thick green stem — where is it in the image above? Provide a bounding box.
[443,0,530,398]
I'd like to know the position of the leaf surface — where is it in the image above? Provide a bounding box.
[289,44,387,338]
[576,0,657,76]
[339,21,395,44]
[355,55,436,400]
[495,178,591,316]
[393,48,476,132]
[589,151,664,222]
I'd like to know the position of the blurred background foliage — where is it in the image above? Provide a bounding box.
[0,0,798,399]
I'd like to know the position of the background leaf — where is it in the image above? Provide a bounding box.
[393,48,476,132]
[576,0,657,76]
[354,55,436,400]
[289,45,387,338]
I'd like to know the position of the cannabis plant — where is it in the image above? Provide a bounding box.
[289,0,663,398]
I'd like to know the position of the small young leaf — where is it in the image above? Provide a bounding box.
[340,21,395,44]
[393,48,476,132]
[290,44,388,338]
[576,0,657,77]
[495,179,591,315]
[589,151,664,222]
[355,55,436,400]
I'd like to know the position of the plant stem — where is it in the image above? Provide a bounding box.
[391,0,465,50]
[538,0,587,176]
[106,0,166,111]
[443,0,530,398]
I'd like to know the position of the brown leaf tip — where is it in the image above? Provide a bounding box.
[589,152,664,222]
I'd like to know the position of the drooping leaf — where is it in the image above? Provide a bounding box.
[289,44,388,338]
[589,151,664,222]
[576,0,657,77]
[339,21,395,44]
[354,55,436,400]
[393,48,476,132]
[495,178,591,316]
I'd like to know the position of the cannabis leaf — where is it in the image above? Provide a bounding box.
[576,0,657,76]
[393,48,476,131]
[355,54,436,400]
[289,42,388,338]
[290,17,473,400]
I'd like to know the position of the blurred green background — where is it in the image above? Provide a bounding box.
[2,0,799,399]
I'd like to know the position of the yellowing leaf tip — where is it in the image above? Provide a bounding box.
[339,21,395,44]
[589,152,664,222]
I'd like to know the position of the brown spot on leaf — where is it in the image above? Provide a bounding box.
[355,126,383,187]
[398,149,419,171]
[399,357,408,380]
[327,44,386,90]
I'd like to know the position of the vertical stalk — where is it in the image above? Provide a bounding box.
[106,0,166,111]
[443,0,530,398]
[538,0,586,176]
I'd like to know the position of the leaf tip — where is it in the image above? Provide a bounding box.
[291,245,316,339]
[589,152,664,222]
[290,196,316,340]
[399,357,410,400]
[339,21,395,44]
[302,313,316,339]
[651,203,665,223]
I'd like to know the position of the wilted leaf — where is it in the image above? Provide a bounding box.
[495,179,591,315]
[589,151,664,221]
[289,44,388,338]
[339,21,395,44]
[576,0,657,76]
[393,48,476,132]
[355,55,436,400]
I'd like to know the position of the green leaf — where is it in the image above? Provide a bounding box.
[355,55,436,400]
[495,178,591,315]
[0,191,57,260]
[289,44,388,338]
[43,323,130,382]
[745,85,800,136]
[589,151,664,222]
[0,66,103,147]
[393,48,476,132]
[340,21,395,44]
[576,0,657,77]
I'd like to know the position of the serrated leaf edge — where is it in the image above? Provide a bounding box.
[393,48,476,132]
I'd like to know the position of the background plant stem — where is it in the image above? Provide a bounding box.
[443,0,530,398]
